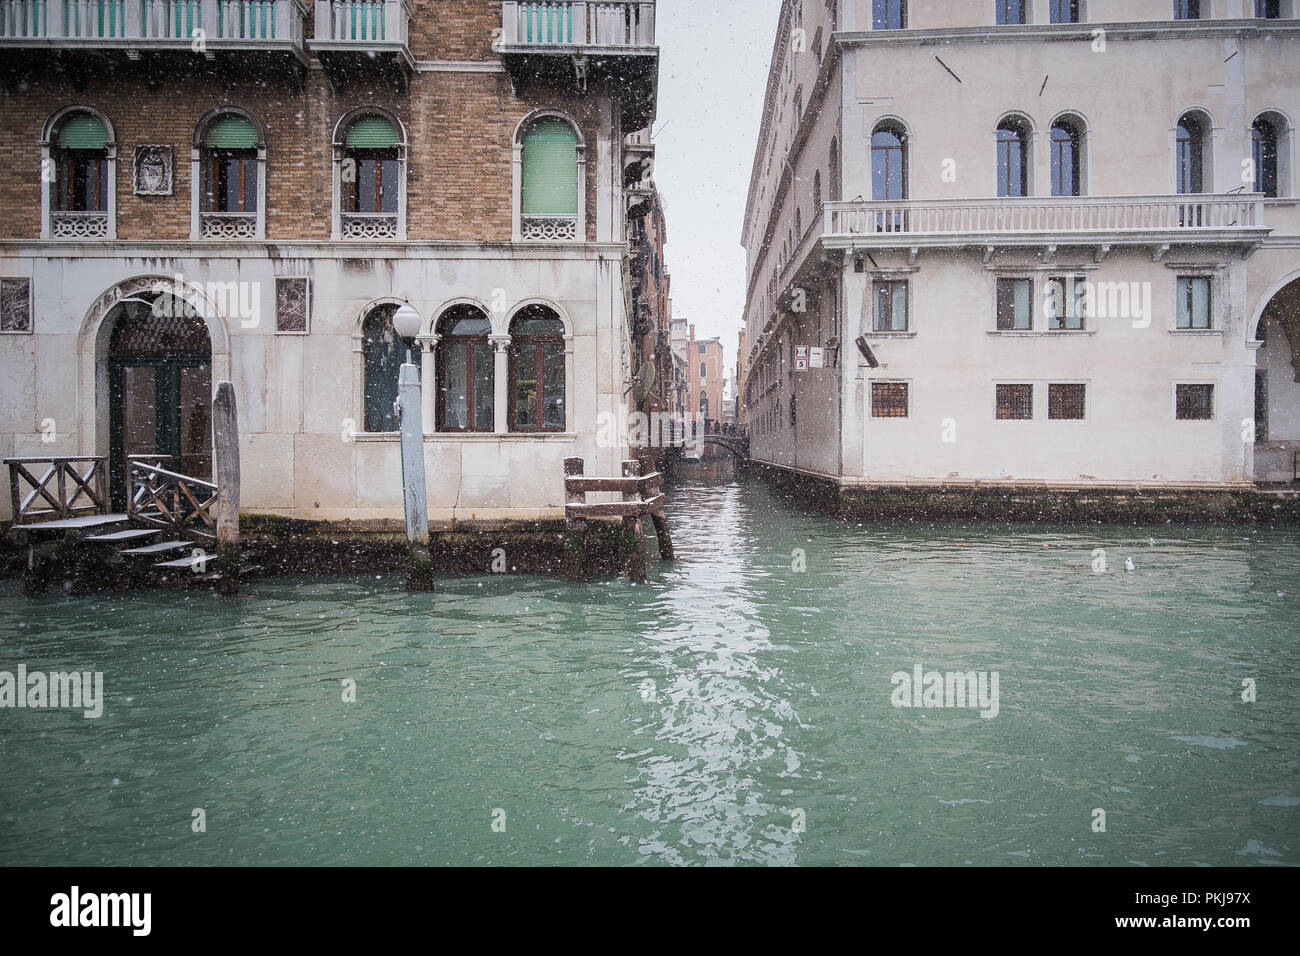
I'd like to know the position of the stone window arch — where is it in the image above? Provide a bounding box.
[192,108,266,239]
[333,108,407,240]
[509,305,567,431]
[42,107,115,239]
[513,110,586,242]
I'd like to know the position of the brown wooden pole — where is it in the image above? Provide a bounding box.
[212,381,241,596]
[563,456,588,581]
[647,473,674,561]
[621,459,646,583]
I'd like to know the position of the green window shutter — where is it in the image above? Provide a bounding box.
[522,119,579,216]
[346,116,400,149]
[204,115,258,149]
[56,114,108,150]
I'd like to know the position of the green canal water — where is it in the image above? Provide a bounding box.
[1,478,1297,866]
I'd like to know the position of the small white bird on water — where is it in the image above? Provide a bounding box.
[1125,557,1136,572]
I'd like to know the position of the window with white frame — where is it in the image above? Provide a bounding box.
[1175,276,1212,329]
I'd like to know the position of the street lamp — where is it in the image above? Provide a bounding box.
[392,299,422,363]
[391,298,431,590]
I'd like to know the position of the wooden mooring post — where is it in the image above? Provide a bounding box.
[562,457,589,581]
[562,457,674,583]
[212,381,241,596]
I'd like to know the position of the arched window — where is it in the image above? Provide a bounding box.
[337,113,404,239]
[361,303,417,433]
[1050,116,1084,196]
[872,123,908,200]
[197,112,262,239]
[520,116,582,241]
[1253,116,1280,197]
[436,305,494,432]
[46,110,113,239]
[813,169,823,211]
[1176,112,1207,193]
[795,207,803,239]
[829,137,841,201]
[509,306,566,432]
[996,116,1031,197]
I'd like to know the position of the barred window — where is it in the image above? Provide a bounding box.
[872,381,909,418]
[1048,383,1086,420]
[996,384,1033,420]
[1176,384,1214,420]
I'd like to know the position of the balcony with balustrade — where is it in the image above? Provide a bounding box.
[499,1,658,128]
[0,0,308,75]
[310,0,412,93]
[820,195,1271,258]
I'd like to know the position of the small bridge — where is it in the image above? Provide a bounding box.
[701,434,749,461]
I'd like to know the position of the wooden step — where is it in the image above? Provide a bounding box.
[154,553,214,571]
[120,540,194,557]
[19,513,130,533]
[84,528,161,544]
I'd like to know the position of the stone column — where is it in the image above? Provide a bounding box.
[417,334,439,436]
[490,334,511,433]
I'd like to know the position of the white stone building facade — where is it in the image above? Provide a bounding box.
[742,0,1300,490]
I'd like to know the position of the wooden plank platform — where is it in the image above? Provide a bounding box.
[120,541,193,557]
[83,529,161,544]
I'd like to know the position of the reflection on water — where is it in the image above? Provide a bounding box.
[0,476,1297,866]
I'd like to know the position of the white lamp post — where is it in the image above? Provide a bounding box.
[391,299,432,590]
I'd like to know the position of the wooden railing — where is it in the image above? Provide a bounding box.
[563,456,671,581]
[128,458,218,533]
[5,456,108,526]
[0,0,305,42]
[312,0,407,44]
[824,195,1267,238]
[502,1,655,47]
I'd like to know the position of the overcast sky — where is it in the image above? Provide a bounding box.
[653,0,784,383]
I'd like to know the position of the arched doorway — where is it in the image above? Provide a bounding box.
[106,292,213,509]
[1253,276,1300,483]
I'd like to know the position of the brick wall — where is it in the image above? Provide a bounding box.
[0,0,608,244]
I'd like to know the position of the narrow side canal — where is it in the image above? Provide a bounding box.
[1,477,1296,865]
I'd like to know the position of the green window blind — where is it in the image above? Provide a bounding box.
[204,115,258,149]
[346,116,400,149]
[522,119,579,216]
[56,113,108,150]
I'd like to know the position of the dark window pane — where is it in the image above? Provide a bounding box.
[362,305,416,432]
[997,278,1032,330]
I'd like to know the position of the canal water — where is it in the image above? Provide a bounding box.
[1,477,1296,866]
